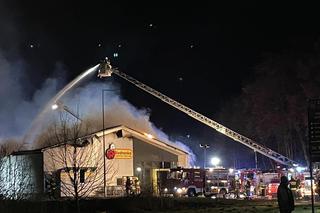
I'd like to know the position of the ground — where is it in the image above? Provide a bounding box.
[0,197,319,213]
[148,199,319,213]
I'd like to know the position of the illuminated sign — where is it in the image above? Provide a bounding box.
[114,149,132,159]
[106,143,132,159]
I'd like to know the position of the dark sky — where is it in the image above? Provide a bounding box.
[1,1,320,168]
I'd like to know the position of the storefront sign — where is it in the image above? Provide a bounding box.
[105,143,132,159]
[114,149,132,159]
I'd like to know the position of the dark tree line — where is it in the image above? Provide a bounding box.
[218,44,320,167]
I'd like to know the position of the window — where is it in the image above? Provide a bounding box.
[117,178,123,185]
[194,171,201,178]
[80,169,85,183]
[116,130,123,138]
[168,171,182,179]
[182,172,189,179]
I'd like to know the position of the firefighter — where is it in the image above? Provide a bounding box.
[296,178,302,199]
[316,178,320,197]
[289,176,297,199]
[125,176,132,196]
[277,176,294,213]
[134,178,141,195]
[245,179,251,199]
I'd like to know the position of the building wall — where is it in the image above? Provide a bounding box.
[0,153,43,199]
[43,137,104,197]
[42,127,189,197]
[102,133,134,187]
[132,138,179,192]
[42,130,134,197]
[133,137,178,168]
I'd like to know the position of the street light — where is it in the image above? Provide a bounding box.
[136,167,142,172]
[51,104,58,110]
[51,101,82,121]
[199,144,210,168]
[211,157,220,167]
[102,89,119,197]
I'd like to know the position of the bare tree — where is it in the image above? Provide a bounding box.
[42,112,117,212]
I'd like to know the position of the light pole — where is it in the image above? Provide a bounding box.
[254,150,258,169]
[102,89,118,197]
[199,144,210,168]
[52,101,82,121]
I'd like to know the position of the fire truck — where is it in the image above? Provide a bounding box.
[205,168,229,197]
[159,168,204,197]
[159,167,230,197]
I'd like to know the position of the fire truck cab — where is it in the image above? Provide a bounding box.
[160,167,232,197]
[204,168,229,197]
[160,168,205,197]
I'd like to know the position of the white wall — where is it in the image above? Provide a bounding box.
[0,153,42,199]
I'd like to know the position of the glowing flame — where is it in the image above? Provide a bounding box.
[144,133,154,139]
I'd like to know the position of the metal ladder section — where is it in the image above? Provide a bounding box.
[111,69,298,166]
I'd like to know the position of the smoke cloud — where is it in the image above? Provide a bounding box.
[0,52,65,141]
[0,54,195,165]
[60,81,196,166]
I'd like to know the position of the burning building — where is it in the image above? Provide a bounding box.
[0,125,189,199]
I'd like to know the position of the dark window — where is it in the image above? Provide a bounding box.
[117,178,123,185]
[116,130,123,138]
[80,169,85,183]
[194,171,201,178]
[159,161,171,168]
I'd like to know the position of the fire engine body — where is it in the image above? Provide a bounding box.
[235,169,313,198]
[161,168,204,196]
[160,168,230,197]
[205,168,229,196]
[236,169,286,198]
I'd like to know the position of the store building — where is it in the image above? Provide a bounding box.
[0,125,189,198]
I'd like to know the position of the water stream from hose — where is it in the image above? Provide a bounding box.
[23,64,99,146]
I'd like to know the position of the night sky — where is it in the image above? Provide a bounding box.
[1,1,320,168]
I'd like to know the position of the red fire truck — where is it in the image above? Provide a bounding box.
[205,168,229,197]
[159,167,230,197]
[159,168,204,197]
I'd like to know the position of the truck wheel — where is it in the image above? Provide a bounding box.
[219,188,227,198]
[187,188,196,197]
[204,193,213,198]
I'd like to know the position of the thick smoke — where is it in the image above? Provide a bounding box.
[0,53,196,165]
[0,2,65,143]
[0,52,65,141]
[58,81,196,166]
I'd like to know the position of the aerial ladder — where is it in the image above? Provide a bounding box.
[97,58,299,167]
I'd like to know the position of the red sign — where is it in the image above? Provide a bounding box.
[105,143,132,159]
[106,143,116,159]
[106,149,116,159]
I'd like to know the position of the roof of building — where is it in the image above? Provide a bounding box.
[11,149,42,155]
[14,125,189,156]
[98,125,189,155]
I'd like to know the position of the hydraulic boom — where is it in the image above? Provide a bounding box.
[97,59,298,166]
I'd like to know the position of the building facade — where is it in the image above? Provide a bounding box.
[0,125,189,199]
